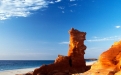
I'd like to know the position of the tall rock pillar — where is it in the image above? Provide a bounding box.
[68,28,87,71]
[32,28,87,75]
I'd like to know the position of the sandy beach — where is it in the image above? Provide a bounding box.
[0,61,96,75]
[86,61,96,66]
[0,67,37,75]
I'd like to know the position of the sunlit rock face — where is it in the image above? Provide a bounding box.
[81,40,121,75]
[68,28,86,71]
[32,28,87,75]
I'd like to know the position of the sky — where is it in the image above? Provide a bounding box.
[0,0,121,60]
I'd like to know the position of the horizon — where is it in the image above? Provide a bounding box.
[0,0,121,60]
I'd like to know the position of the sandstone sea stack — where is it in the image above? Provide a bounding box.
[81,41,121,75]
[68,28,87,71]
[32,28,87,75]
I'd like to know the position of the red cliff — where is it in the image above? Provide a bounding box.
[82,40,121,75]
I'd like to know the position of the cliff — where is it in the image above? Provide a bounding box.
[81,40,121,75]
[32,28,87,75]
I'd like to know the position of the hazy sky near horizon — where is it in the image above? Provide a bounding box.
[0,0,121,60]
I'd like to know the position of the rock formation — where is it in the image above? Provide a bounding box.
[32,28,87,75]
[68,28,86,72]
[81,40,121,75]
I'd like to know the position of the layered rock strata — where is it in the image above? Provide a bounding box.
[81,40,121,75]
[32,28,87,75]
[68,28,86,72]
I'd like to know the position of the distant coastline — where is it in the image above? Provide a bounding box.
[85,58,97,61]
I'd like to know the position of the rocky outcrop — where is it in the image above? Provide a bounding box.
[81,40,121,75]
[68,28,86,70]
[32,28,87,75]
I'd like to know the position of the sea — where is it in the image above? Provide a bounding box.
[0,60,96,71]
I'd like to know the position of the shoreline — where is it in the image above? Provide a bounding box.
[86,61,96,66]
[0,61,96,75]
[0,67,37,75]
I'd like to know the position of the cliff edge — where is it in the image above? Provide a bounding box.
[81,40,121,75]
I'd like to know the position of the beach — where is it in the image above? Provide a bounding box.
[0,67,36,75]
[86,61,96,66]
[0,61,96,75]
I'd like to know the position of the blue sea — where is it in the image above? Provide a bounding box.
[0,60,96,71]
[0,60,54,71]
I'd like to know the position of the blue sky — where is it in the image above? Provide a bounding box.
[0,0,121,60]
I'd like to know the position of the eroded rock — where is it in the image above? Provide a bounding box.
[81,40,121,75]
[32,28,87,75]
[68,28,86,70]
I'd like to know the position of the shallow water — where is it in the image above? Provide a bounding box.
[0,60,54,71]
[0,59,96,71]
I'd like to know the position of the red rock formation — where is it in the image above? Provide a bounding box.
[68,28,86,72]
[33,28,87,75]
[81,40,121,75]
